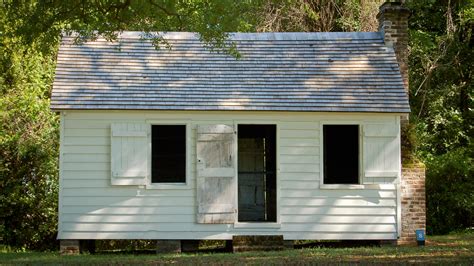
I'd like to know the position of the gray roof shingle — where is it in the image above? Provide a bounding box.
[51,31,410,113]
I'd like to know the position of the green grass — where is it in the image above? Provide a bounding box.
[1,232,473,265]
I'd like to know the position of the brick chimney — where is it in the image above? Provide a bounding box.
[377,1,410,93]
[378,2,426,246]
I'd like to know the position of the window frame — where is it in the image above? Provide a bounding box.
[319,121,364,189]
[146,121,191,190]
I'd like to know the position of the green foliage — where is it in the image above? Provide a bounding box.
[425,148,474,235]
[2,0,258,55]
[1,1,61,250]
[0,44,59,250]
[407,0,473,234]
[408,0,473,155]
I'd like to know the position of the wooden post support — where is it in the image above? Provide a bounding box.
[232,235,284,252]
[181,240,200,252]
[60,240,80,255]
[156,240,181,254]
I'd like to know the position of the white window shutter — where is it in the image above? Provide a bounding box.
[111,123,149,185]
[363,123,400,184]
[196,124,236,224]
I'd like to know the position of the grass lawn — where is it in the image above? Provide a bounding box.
[1,232,473,265]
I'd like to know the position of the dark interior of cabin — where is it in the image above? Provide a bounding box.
[238,125,277,222]
[323,125,359,184]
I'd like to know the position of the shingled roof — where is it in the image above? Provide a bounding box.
[51,31,410,113]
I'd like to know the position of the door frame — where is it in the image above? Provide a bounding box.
[233,120,281,228]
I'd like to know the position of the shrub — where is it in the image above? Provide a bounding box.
[0,43,59,250]
[425,148,474,235]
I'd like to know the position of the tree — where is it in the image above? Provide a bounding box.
[2,0,258,54]
[406,0,473,234]
[255,0,383,32]
[0,16,58,249]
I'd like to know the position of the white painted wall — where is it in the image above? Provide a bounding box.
[58,110,401,240]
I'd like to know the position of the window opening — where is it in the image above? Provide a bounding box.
[323,125,359,184]
[151,125,186,183]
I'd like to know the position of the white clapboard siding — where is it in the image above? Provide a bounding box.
[61,223,395,233]
[60,111,400,240]
[63,162,109,171]
[110,123,149,185]
[64,137,110,146]
[280,146,318,155]
[281,198,396,207]
[62,196,194,206]
[281,206,396,215]
[65,128,108,137]
[63,154,110,163]
[58,231,397,240]
[65,119,110,129]
[63,170,109,180]
[62,188,194,197]
[280,180,320,190]
[63,145,109,154]
[281,215,396,224]
[62,214,195,223]
[280,163,319,173]
[279,172,318,181]
[282,189,396,198]
[63,206,196,215]
[64,136,109,146]
[280,138,319,147]
[363,123,400,184]
[282,232,397,240]
[279,121,320,130]
[280,155,319,164]
[280,129,318,139]
[62,179,111,188]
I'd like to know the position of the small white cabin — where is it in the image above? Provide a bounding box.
[51,30,410,246]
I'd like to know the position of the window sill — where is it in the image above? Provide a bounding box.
[319,184,387,190]
[233,223,281,229]
[145,183,191,190]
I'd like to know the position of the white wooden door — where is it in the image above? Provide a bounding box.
[196,125,236,223]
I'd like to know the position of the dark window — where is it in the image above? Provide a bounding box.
[323,125,359,184]
[152,125,186,183]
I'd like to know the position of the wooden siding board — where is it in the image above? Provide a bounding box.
[51,32,409,113]
[61,223,396,233]
[280,215,396,224]
[58,231,396,240]
[58,232,396,240]
[63,188,194,197]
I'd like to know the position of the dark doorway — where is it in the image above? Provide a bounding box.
[238,125,276,222]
